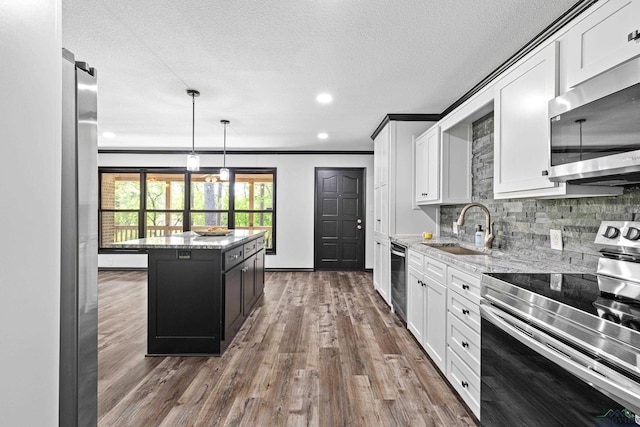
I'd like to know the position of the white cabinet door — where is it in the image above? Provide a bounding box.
[379,184,389,237]
[424,276,447,372]
[374,238,391,305]
[414,133,429,203]
[494,42,558,196]
[373,239,382,292]
[407,265,425,343]
[374,125,389,188]
[567,0,640,88]
[414,126,440,204]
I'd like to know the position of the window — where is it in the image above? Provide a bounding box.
[99,168,276,253]
[234,172,274,249]
[99,172,140,246]
[145,173,185,237]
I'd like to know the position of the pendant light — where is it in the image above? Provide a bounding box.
[220,119,230,181]
[186,89,200,171]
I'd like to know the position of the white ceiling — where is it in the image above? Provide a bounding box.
[62,0,579,151]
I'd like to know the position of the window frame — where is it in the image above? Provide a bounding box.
[98,167,276,255]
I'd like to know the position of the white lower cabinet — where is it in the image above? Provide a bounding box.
[407,249,482,419]
[447,347,481,416]
[406,251,447,373]
[446,266,481,419]
[407,265,425,344]
[373,238,390,305]
[424,276,447,370]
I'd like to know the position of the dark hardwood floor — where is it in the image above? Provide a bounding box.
[97,270,477,426]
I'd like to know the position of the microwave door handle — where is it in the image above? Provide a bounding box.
[481,304,640,413]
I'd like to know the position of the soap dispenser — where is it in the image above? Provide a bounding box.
[475,225,483,246]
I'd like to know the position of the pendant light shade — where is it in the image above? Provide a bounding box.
[220,119,230,181]
[186,89,200,171]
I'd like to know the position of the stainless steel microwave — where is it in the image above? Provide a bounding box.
[548,59,640,185]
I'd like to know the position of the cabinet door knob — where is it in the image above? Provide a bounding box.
[462,284,470,290]
[462,309,470,315]
[461,381,469,388]
[462,341,469,348]
[629,30,640,42]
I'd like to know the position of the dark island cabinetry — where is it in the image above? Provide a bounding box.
[119,231,265,356]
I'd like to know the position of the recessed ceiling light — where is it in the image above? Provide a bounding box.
[102,131,116,139]
[316,93,333,104]
[317,133,329,140]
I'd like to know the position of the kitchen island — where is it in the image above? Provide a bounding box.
[111,230,265,356]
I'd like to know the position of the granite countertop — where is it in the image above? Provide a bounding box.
[391,235,594,275]
[109,230,265,250]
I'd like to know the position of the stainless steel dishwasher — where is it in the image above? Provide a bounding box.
[390,242,407,322]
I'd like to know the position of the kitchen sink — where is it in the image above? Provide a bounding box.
[422,243,489,256]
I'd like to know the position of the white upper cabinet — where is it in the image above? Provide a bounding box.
[374,124,389,189]
[374,118,439,239]
[494,42,558,197]
[566,0,640,88]
[414,126,440,204]
[414,124,471,205]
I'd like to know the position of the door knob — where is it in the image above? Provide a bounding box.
[357,219,362,224]
[357,225,362,230]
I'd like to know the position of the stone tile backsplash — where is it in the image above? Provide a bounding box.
[439,112,640,270]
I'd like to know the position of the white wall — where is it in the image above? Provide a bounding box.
[99,152,375,269]
[0,1,61,425]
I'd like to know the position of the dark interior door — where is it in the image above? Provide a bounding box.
[314,168,365,270]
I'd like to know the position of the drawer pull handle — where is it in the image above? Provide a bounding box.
[629,30,640,42]
[462,341,469,348]
[462,309,470,315]
[461,381,469,388]
[462,284,470,290]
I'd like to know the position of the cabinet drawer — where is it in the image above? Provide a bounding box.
[447,347,480,419]
[408,249,424,270]
[447,313,480,375]
[448,267,481,305]
[243,240,258,257]
[448,289,481,334]
[424,256,446,282]
[224,246,244,270]
[256,236,265,251]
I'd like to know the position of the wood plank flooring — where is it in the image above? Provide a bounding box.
[97,270,478,426]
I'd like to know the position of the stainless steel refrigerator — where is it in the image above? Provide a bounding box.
[60,48,98,426]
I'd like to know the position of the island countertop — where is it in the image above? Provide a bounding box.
[109,230,265,250]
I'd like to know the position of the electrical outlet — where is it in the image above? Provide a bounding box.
[452,221,459,234]
[550,229,563,251]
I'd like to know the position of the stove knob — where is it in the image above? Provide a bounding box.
[623,227,640,241]
[602,226,620,239]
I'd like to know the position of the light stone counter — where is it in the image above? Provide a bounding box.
[391,234,594,275]
[110,230,265,250]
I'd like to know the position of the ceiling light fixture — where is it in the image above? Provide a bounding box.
[186,89,200,171]
[220,119,230,181]
[317,132,329,140]
[316,93,333,104]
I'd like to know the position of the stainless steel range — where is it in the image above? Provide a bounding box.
[480,221,640,426]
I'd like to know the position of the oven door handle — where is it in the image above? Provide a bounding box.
[481,303,640,414]
[390,249,406,257]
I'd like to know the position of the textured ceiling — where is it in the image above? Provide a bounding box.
[62,0,579,151]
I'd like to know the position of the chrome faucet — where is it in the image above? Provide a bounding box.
[457,203,494,248]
